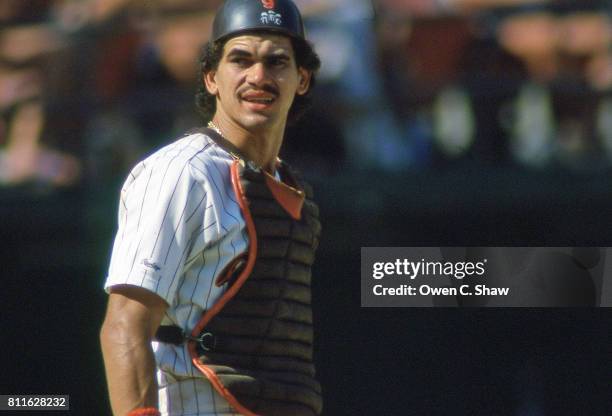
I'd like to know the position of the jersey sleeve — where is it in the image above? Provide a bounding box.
[105,155,209,305]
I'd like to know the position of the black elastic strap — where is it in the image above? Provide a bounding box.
[154,325,218,352]
[154,325,184,345]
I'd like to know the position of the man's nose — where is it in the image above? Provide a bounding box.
[246,62,268,85]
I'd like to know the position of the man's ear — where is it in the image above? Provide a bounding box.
[296,68,312,96]
[204,70,218,95]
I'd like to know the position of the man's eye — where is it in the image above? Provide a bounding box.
[267,57,287,67]
[232,58,250,66]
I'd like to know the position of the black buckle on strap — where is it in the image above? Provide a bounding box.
[187,331,217,352]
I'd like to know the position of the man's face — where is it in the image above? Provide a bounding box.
[204,33,311,131]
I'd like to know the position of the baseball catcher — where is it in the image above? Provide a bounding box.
[100,0,322,415]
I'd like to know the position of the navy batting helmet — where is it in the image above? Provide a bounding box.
[212,0,305,42]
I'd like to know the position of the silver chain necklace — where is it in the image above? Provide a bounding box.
[207,121,260,169]
[207,121,223,136]
[206,121,281,173]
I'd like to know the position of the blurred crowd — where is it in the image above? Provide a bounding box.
[0,0,611,188]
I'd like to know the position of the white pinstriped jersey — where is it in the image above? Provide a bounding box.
[105,131,249,415]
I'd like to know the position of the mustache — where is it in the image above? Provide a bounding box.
[238,85,279,97]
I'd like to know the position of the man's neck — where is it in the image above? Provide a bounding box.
[211,116,285,174]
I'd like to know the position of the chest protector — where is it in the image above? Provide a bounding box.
[187,158,322,416]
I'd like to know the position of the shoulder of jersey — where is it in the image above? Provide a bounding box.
[141,131,228,170]
[155,131,214,164]
[123,131,233,192]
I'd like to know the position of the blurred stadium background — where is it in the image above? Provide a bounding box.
[1,0,611,414]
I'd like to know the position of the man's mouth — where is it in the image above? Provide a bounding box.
[240,90,278,106]
[242,97,275,104]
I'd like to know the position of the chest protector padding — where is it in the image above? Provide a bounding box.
[198,162,322,416]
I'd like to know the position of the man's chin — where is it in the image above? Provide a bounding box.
[237,113,281,131]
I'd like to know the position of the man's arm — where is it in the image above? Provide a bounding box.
[100,285,168,416]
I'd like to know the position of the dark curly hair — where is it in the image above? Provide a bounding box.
[195,32,321,125]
